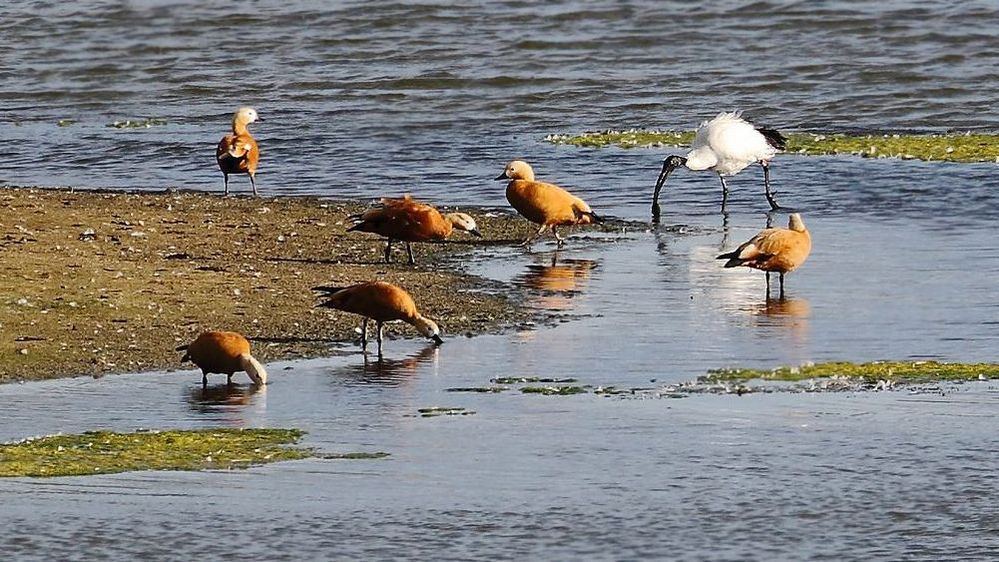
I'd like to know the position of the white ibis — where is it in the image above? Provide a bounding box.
[652,111,787,216]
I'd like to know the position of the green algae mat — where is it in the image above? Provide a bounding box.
[0,428,312,478]
[705,361,999,384]
[545,131,999,163]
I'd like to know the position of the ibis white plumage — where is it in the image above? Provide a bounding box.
[652,111,787,216]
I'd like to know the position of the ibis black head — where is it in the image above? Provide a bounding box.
[652,156,687,217]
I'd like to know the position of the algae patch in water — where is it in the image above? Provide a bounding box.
[107,118,168,129]
[705,361,999,384]
[492,376,578,384]
[545,130,999,163]
[321,452,391,460]
[0,428,311,478]
[521,385,587,396]
[445,386,509,393]
[418,407,475,417]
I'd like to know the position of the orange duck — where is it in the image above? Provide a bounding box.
[177,331,268,386]
[717,213,812,297]
[216,107,262,196]
[495,160,602,246]
[314,281,443,355]
[348,195,481,264]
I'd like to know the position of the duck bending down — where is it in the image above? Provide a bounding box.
[348,195,481,264]
[495,160,603,247]
[717,213,812,298]
[177,331,268,386]
[216,107,262,196]
[653,111,786,216]
[314,281,443,356]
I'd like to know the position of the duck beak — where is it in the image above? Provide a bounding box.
[470,228,483,238]
[494,172,508,181]
[431,334,444,345]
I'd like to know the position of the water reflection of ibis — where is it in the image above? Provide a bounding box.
[514,253,598,311]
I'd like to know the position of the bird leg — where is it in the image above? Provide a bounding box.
[360,317,369,350]
[765,272,772,298]
[202,371,209,387]
[376,321,385,357]
[779,272,786,299]
[249,173,258,197]
[520,224,547,247]
[223,173,229,196]
[761,161,780,210]
[406,242,416,265]
[227,373,234,386]
[552,225,565,247]
[720,210,731,248]
[384,240,394,263]
[718,174,730,211]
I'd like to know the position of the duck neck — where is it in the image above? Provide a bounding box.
[232,119,250,136]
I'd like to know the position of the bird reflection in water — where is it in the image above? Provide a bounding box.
[332,343,440,386]
[186,382,267,423]
[513,252,598,311]
[745,296,811,345]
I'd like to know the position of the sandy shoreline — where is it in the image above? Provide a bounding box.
[0,186,558,382]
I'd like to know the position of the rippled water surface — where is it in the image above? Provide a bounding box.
[2,2,999,560]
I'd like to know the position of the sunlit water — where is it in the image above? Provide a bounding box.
[2,1,999,560]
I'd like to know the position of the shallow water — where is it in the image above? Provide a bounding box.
[2,0,999,197]
[3,1,999,560]
[3,214,999,560]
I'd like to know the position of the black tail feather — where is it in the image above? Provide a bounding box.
[175,344,189,352]
[312,285,349,295]
[716,250,742,268]
[756,126,787,151]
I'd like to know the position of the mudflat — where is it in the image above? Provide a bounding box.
[0,187,542,382]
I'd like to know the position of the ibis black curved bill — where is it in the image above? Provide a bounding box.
[652,155,686,217]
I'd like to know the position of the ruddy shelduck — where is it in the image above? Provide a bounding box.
[216,107,262,196]
[177,331,268,386]
[717,213,812,297]
[653,111,787,216]
[314,281,443,356]
[348,195,482,264]
[495,160,603,246]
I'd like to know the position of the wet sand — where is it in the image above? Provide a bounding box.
[0,186,566,382]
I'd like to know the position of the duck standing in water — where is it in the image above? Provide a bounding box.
[314,281,444,356]
[177,331,268,386]
[495,160,602,247]
[717,213,812,298]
